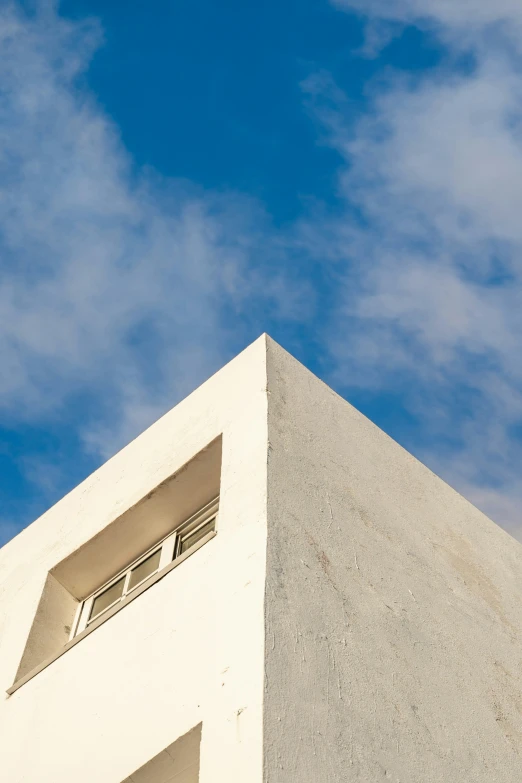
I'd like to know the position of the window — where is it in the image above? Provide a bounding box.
[70,498,218,639]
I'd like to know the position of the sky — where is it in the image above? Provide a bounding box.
[1,0,522,545]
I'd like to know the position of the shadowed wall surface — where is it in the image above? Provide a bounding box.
[265,337,522,782]
[2,336,522,783]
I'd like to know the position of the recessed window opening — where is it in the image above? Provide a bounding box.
[71,498,218,639]
[10,436,222,695]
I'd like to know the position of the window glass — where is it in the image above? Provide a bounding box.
[128,549,161,591]
[90,576,126,621]
[78,504,217,637]
[180,518,215,555]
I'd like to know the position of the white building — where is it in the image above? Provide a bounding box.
[1,335,522,782]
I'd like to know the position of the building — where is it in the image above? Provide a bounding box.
[1,334,522,782]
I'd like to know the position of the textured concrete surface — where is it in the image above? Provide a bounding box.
[265,337,522,782]
[2,334,522,783]
[0,337,268,783]
[15,572,78,681]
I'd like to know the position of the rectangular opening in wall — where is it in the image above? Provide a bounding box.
[10,437,221,693]
[71,497,218,637]
[120,723,202,783]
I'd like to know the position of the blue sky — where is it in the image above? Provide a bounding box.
[1,0,522,545]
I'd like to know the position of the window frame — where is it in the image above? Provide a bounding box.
[70,498,218,639]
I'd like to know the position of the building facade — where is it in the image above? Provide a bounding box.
[1,335,522,781]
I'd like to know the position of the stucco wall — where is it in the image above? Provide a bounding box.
[264,338,522,782]
[0,337,269,783]
[5,334,522,783]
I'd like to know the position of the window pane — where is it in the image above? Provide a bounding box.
[128,548,161,591]
[180,518,215,555]
[90,576,125,621]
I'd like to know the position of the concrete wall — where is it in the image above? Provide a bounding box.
[0,337,269,783]
[4,333,522,783]
[264,337,522,782]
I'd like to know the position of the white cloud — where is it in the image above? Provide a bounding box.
[306,4,522,533]
[0,3,293,461]
[2,0,521,545]
[332,0,522,48]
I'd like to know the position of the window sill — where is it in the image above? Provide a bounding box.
[7,529,217,696]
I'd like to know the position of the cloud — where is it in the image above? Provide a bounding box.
[2,0,521,545]
[332,0,522,48]
[0,2,296,463]
[303,4,522,532]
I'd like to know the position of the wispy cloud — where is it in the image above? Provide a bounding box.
[332,0,522,50]
[2,0,521,545]
[304,1,522,533]
[0,3,297,466]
